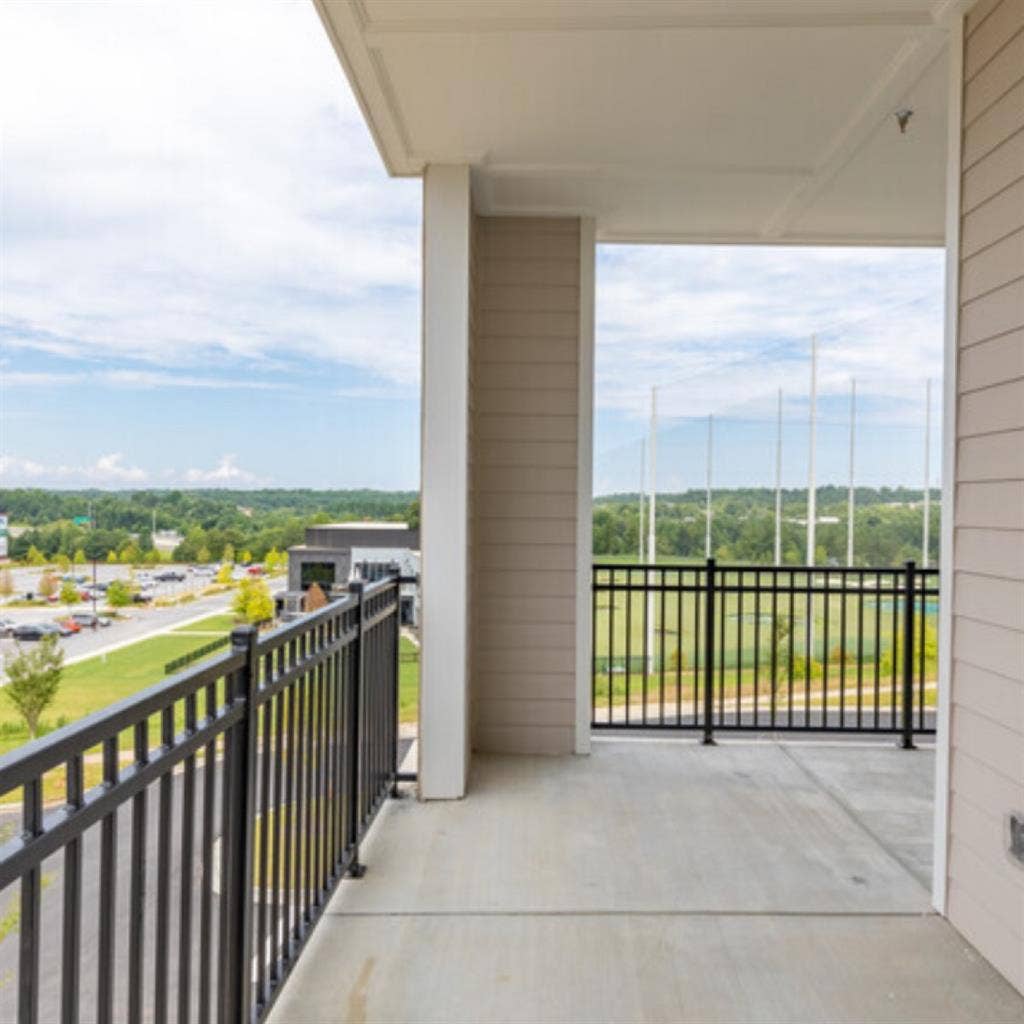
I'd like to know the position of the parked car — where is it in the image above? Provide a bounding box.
[0,618,16,638]
[246,565,264,576]
[61,573,87,584]
[58,618,82,634]
[154,570,186,583]
[132,590,155,604]
[71,612,111,629]
[12,622,60,641]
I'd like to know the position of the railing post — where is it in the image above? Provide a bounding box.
[347,581,367,877]
[703,558,716,746]
[390,576,403,798]
[901,560,916,750]
[222,624,259,1024]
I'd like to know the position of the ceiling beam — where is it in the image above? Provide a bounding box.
[361,7,937,40]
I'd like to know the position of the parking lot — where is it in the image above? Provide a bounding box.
[0,564,271,668]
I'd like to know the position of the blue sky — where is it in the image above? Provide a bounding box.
[0,2,944,494]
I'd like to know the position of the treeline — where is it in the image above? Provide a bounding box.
[594,487,940,567]
[1,489,419,563]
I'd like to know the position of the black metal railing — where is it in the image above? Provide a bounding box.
[592,560,939,744]
[0,575,407,1024]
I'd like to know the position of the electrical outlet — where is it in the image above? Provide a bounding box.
[1010,814,1024,866]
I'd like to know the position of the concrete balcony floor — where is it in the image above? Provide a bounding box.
[268,738,1024,1024]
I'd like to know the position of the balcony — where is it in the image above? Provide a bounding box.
[1,567,1022,1022]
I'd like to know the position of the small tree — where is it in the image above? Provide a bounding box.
[303,583,328,613]
[55,553,71,572]
[26,546,46,567]
[196,545,211,565]
[73,548,87,567]
[0,568,14,597]
[142,548,161,566]
[4,635,64,739]
[59,579,80,608]
[233,578,274,625]
[119,542,140,565]
[38,572,59,600]
[222,543,235,566]
[215,563,233,585]
[107,580,132,608]
[106,550,119,564]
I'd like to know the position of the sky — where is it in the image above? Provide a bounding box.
[0,2,945,495]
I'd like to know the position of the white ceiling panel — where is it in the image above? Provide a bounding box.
[316,0,958,244]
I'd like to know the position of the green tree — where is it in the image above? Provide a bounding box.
[215,563,234,585]
[107,550,119,564]
[59,579,80,608]
[232,578,274,625]
[3,635,64,738]
[54,552,71,572]
[106,580,132,608]
[73,548,87,566]
[119,542,140,565]
[25,545,47,567]
[196,545,211,565]
[222,543,235,565]
[240,549,253,565]
[142,548,161,566]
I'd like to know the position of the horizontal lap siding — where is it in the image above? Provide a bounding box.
[950,0,1024,995]
[469,216,581,754]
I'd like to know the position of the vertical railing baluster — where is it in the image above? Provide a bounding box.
[127,720,148,1024]
[61,754,83,1024]
[154,706,174,1024]
[96,736,118,1024]
[178,693,197,1024]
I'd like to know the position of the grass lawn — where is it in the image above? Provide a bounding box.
[400,636,418,724]
[172,613,238,634]
[0,631,237,759]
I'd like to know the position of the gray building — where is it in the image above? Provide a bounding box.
[281,522,420,624]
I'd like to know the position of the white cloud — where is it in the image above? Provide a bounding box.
[0,1,421,385]
[182,455,260,486]
[595,244,943,423]
[0,452,147,485]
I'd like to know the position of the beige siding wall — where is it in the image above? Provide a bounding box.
[948,0,1024,994]
[468,216,581,755]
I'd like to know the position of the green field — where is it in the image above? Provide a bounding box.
[592,567,937,718]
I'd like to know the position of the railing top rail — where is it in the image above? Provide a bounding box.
[0,573,410,793]
[253,573,401,654]
[592,562,939,575]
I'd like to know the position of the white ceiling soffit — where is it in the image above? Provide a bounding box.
[315,0,966,245]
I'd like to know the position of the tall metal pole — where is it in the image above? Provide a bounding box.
[647,388,657,672]
[774,389,783,565]
[705,414,714,559]
[847,377,856,567]
[923,377,932,568]
[648,387,657,565]
[807,335,818,567]
[638,439,646,562]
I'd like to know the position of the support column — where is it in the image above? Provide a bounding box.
[419,165,471,799]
